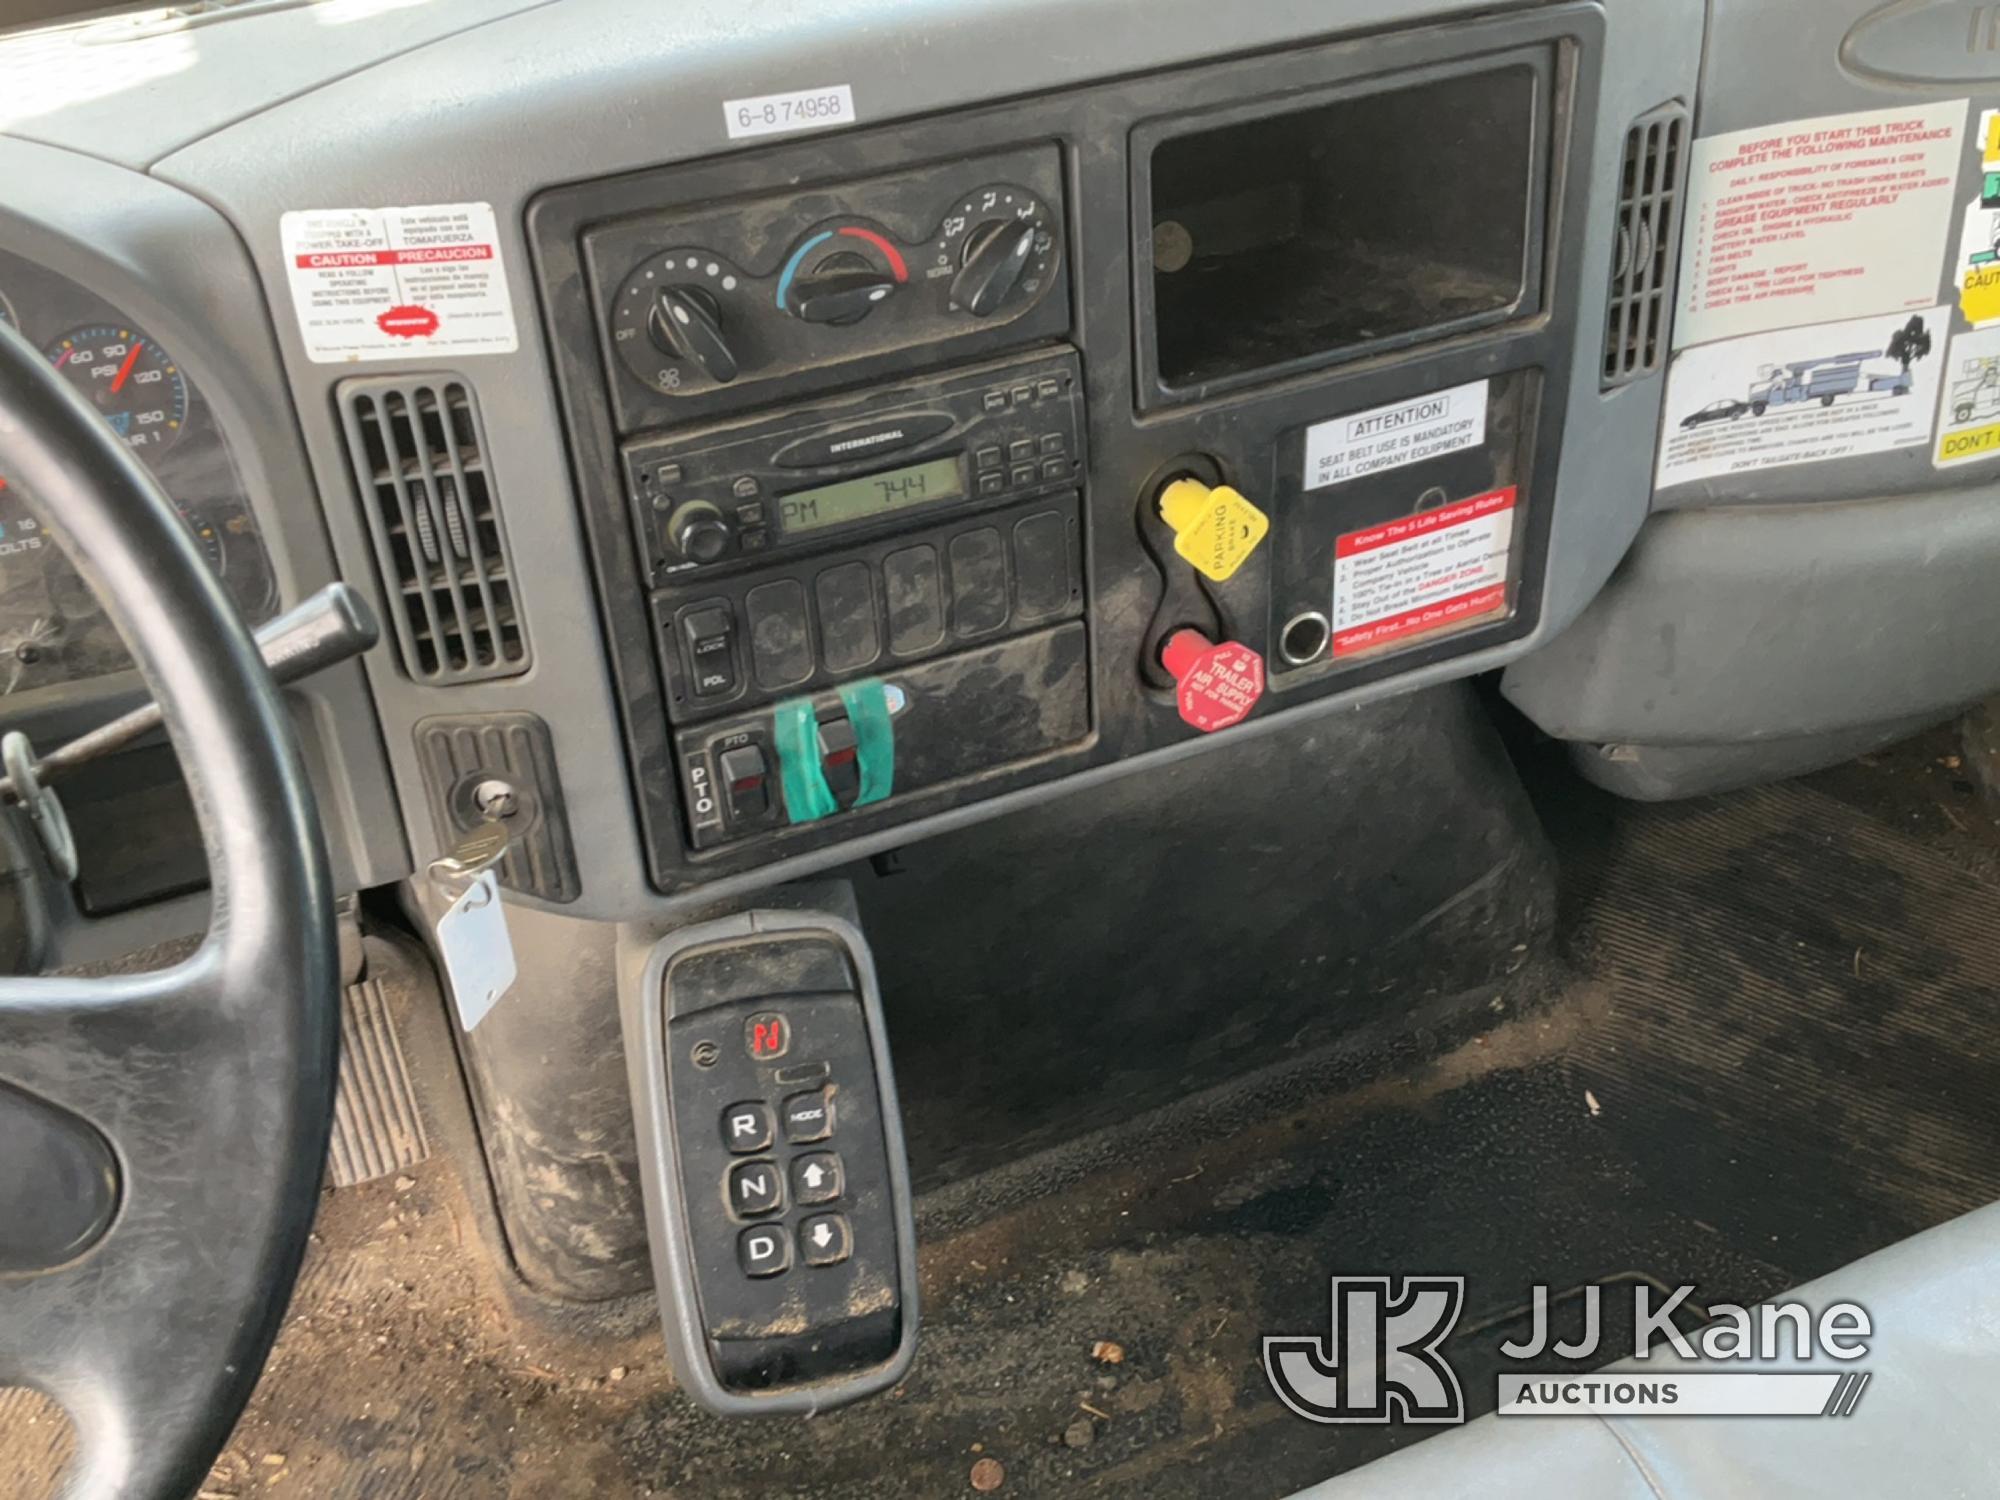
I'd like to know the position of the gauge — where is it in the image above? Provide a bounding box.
[44,323,189,455]
[174,501,226,578]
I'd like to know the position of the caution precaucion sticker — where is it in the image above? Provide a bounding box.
[280,202,519,364]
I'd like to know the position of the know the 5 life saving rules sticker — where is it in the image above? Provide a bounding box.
[1331,488,1514,659]
[280,202,519,363]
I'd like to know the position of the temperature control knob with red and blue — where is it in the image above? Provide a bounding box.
[607,183,1057,397]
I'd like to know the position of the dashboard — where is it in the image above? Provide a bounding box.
[1,0,1990,926]
[0,248,277,702]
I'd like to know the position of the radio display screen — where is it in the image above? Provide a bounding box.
[778,455,966,535]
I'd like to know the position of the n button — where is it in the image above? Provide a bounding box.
[727,1159,784,1218]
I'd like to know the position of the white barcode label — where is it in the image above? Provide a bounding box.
[724,85,857,141]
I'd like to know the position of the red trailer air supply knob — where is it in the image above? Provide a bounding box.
[1160,629,1265,733]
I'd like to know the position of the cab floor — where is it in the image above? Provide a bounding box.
[7,730,1999,1499]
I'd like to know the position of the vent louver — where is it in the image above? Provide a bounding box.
[338,376,530,684]
[1603,102,1688,388]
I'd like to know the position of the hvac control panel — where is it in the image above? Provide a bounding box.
[582,145,1068,430]
[531,6,1595,891]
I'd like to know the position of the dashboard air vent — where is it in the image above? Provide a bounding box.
[1603,102,1688,389]
[338,376,530,684]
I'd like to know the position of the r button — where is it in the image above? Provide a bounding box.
[721,1101,773,1154]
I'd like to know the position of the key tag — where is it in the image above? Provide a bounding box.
[429,823,517,1031]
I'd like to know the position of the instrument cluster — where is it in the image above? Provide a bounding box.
[0,248,277,698]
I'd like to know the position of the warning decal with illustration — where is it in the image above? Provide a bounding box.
[1932,325,2000,467]
[1656,306,1943,486]
[281,202,519,364]
[1673,100,1963,350]
[1331,488,1514,659]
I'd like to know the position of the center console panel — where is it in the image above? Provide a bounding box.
[529,3,1603,893]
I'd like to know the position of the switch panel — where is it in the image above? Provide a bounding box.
[629,911,918,1413]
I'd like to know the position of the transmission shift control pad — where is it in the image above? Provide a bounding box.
[658,925,912,1401]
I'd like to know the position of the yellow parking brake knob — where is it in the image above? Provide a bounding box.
[1158,477,1268,582]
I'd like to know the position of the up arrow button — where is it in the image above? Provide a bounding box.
[791,1151,843,1205]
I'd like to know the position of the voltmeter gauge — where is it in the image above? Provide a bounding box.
[44,323,189,454]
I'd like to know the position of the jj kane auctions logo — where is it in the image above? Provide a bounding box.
[1264,1277,1874,1423]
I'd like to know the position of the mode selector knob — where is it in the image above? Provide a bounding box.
[951,220,1038,317]
[668,500,731,563]
[649,286,739,384]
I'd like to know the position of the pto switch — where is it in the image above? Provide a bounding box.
[1160,629,1265,734]
[1157,477,1268,582]
[718,744,770,820]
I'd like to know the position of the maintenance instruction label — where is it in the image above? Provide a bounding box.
[1674,100,1963,349]
[280,202,519,363]
[1331,487,1514,658]
[1301,379,1488,491]
[1656,305,1945,486]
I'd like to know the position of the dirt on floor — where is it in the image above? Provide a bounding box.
[5,716,1999,1499]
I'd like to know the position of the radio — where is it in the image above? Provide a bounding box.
[624,349,1084,585]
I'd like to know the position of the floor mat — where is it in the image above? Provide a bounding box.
[6,767,2000,1498]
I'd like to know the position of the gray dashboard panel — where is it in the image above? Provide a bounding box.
[1650,0,2000,513]
[1501,490,2000,745]
[0,0,553,168]
[87,0,1695,918]
[0,136,405,898]
[1502,0,2000,768]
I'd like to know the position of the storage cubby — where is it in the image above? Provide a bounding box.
[1143,63,1543,393]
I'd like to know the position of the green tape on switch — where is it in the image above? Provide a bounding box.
[773,697,837,824]
[838,678,896,807]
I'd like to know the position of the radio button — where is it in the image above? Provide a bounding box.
[1007,439,1034,463]
[974,446,1002,471]
[982,390,1007,412]
[655,462,684,485]
[1041,458,1069,482]
[815,562,881,674]
[1009,385,1033,406]
[1008,463,1037,488]
[884,545,945,656]
[735,501,766,526]
[1036,379,1060,400]
[732,476,761,499]
[976,472,1005,497]
[740,528,770,554]
[1039,432,1065,455]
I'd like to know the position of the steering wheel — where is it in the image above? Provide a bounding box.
[0,318,338,1497]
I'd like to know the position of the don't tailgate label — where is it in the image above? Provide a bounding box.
[281,202,519,363]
